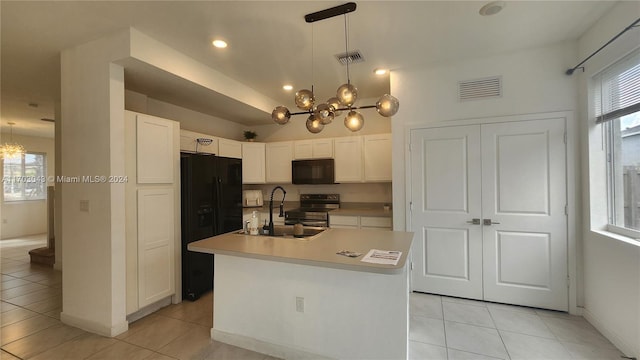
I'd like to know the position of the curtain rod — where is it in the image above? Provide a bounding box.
[566,17,640,75]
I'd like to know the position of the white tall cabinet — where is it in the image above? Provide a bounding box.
[125,112,180,316]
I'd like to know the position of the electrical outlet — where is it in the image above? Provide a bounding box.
[295,296,304,313]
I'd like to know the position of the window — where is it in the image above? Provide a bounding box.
[594,48,640,234]
[2,152,47,201]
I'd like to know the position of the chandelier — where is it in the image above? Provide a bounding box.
[0,122,25,159]
[271,2,399,133]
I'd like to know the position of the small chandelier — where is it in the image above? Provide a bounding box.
[271,2,399,133]
[0,122,25,159]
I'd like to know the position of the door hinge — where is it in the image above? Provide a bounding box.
[408,142,412,152]
[409,201,413,213]
[567,275,570,288]
[410,262,414,271]
[563,131,567,144]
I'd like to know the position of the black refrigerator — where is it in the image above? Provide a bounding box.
[180,153,242,301]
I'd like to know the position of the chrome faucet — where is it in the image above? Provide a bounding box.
[269,186,287,236]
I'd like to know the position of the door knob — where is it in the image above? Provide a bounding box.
[466,218,481,225]
[483,219,500,225]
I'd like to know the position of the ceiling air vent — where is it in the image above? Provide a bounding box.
[458,76,502,102]
[336,50,365,65]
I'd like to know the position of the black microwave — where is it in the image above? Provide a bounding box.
[292,159,335,184]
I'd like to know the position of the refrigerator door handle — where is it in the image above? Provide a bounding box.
[214,176,222,234]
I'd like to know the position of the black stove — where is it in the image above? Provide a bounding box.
[285,194,340,227]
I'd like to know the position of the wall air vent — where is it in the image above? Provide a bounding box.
[336,50,365,65]
[458,76,502,102]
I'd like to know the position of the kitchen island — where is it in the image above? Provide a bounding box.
[188,228,414,360]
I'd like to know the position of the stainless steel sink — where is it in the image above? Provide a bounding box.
[237,225,327,239]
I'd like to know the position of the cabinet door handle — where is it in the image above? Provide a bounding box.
[483,219,500,225]
[466,218,481,225]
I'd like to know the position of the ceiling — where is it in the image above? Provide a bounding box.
[1,1,617,138]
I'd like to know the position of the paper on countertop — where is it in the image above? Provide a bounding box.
[336,250,363,258]
[361,249,402,266]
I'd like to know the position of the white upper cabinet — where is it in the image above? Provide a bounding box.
[242,142,266,184]
[218,138,242,159]
[266,141,293,183]
[137,114,175,184]
[294,139,333,159]
[363,134,392,182]
[293,140,313,159]
[334,136,363,182]
[179,129,217,154]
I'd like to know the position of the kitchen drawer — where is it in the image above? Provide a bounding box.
[360,216,392,228]
[330,215,359,227]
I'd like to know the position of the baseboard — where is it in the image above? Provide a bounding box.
[60,312,128,337]
[583,307,638,358]
[126,296,172,323]
[212,329,334,360]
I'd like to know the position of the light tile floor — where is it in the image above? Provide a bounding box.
[0,235,628,360]
[409,292,627,360]
[0,235,275,360]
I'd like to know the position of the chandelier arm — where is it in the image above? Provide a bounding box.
[288,104,376,117]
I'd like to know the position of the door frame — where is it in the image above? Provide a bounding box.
[404,111,580,315]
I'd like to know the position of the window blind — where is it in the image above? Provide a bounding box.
[594,48,640,124]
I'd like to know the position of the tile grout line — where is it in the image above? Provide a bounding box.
[486,308,512,360]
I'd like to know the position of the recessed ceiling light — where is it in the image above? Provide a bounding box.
[479,1,505,16]
[374,68,388,76]
[212,39,228,48]
[282,84,293,91]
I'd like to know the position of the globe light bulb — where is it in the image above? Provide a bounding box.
[344,110,364,132]
[336,83,358,107]
[314,103,335,125]
[306,115,324,134]
[295,89,315,110]
[271,106,291,125]
[326,97,342,116]
[376,94,400,117]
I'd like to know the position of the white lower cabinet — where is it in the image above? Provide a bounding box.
[330,214,391,231]
[329,215,360,229]
[360,216,392,230]
[137,188,175,308]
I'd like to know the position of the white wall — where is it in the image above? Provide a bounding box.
[0,134,55,239]
[391,40,578,230]
[577,2,640,357]
[389,41,582,311]
[245,183,392,204]
[60,29,129,337]
[125,90,246,141]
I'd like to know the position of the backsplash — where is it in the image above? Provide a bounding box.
[244,183,392,203]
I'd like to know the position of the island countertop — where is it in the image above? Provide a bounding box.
[188,228,414,274]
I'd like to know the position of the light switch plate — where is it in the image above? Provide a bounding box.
[79,200,90,212]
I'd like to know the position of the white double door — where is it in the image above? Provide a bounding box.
[410,118,568,311]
